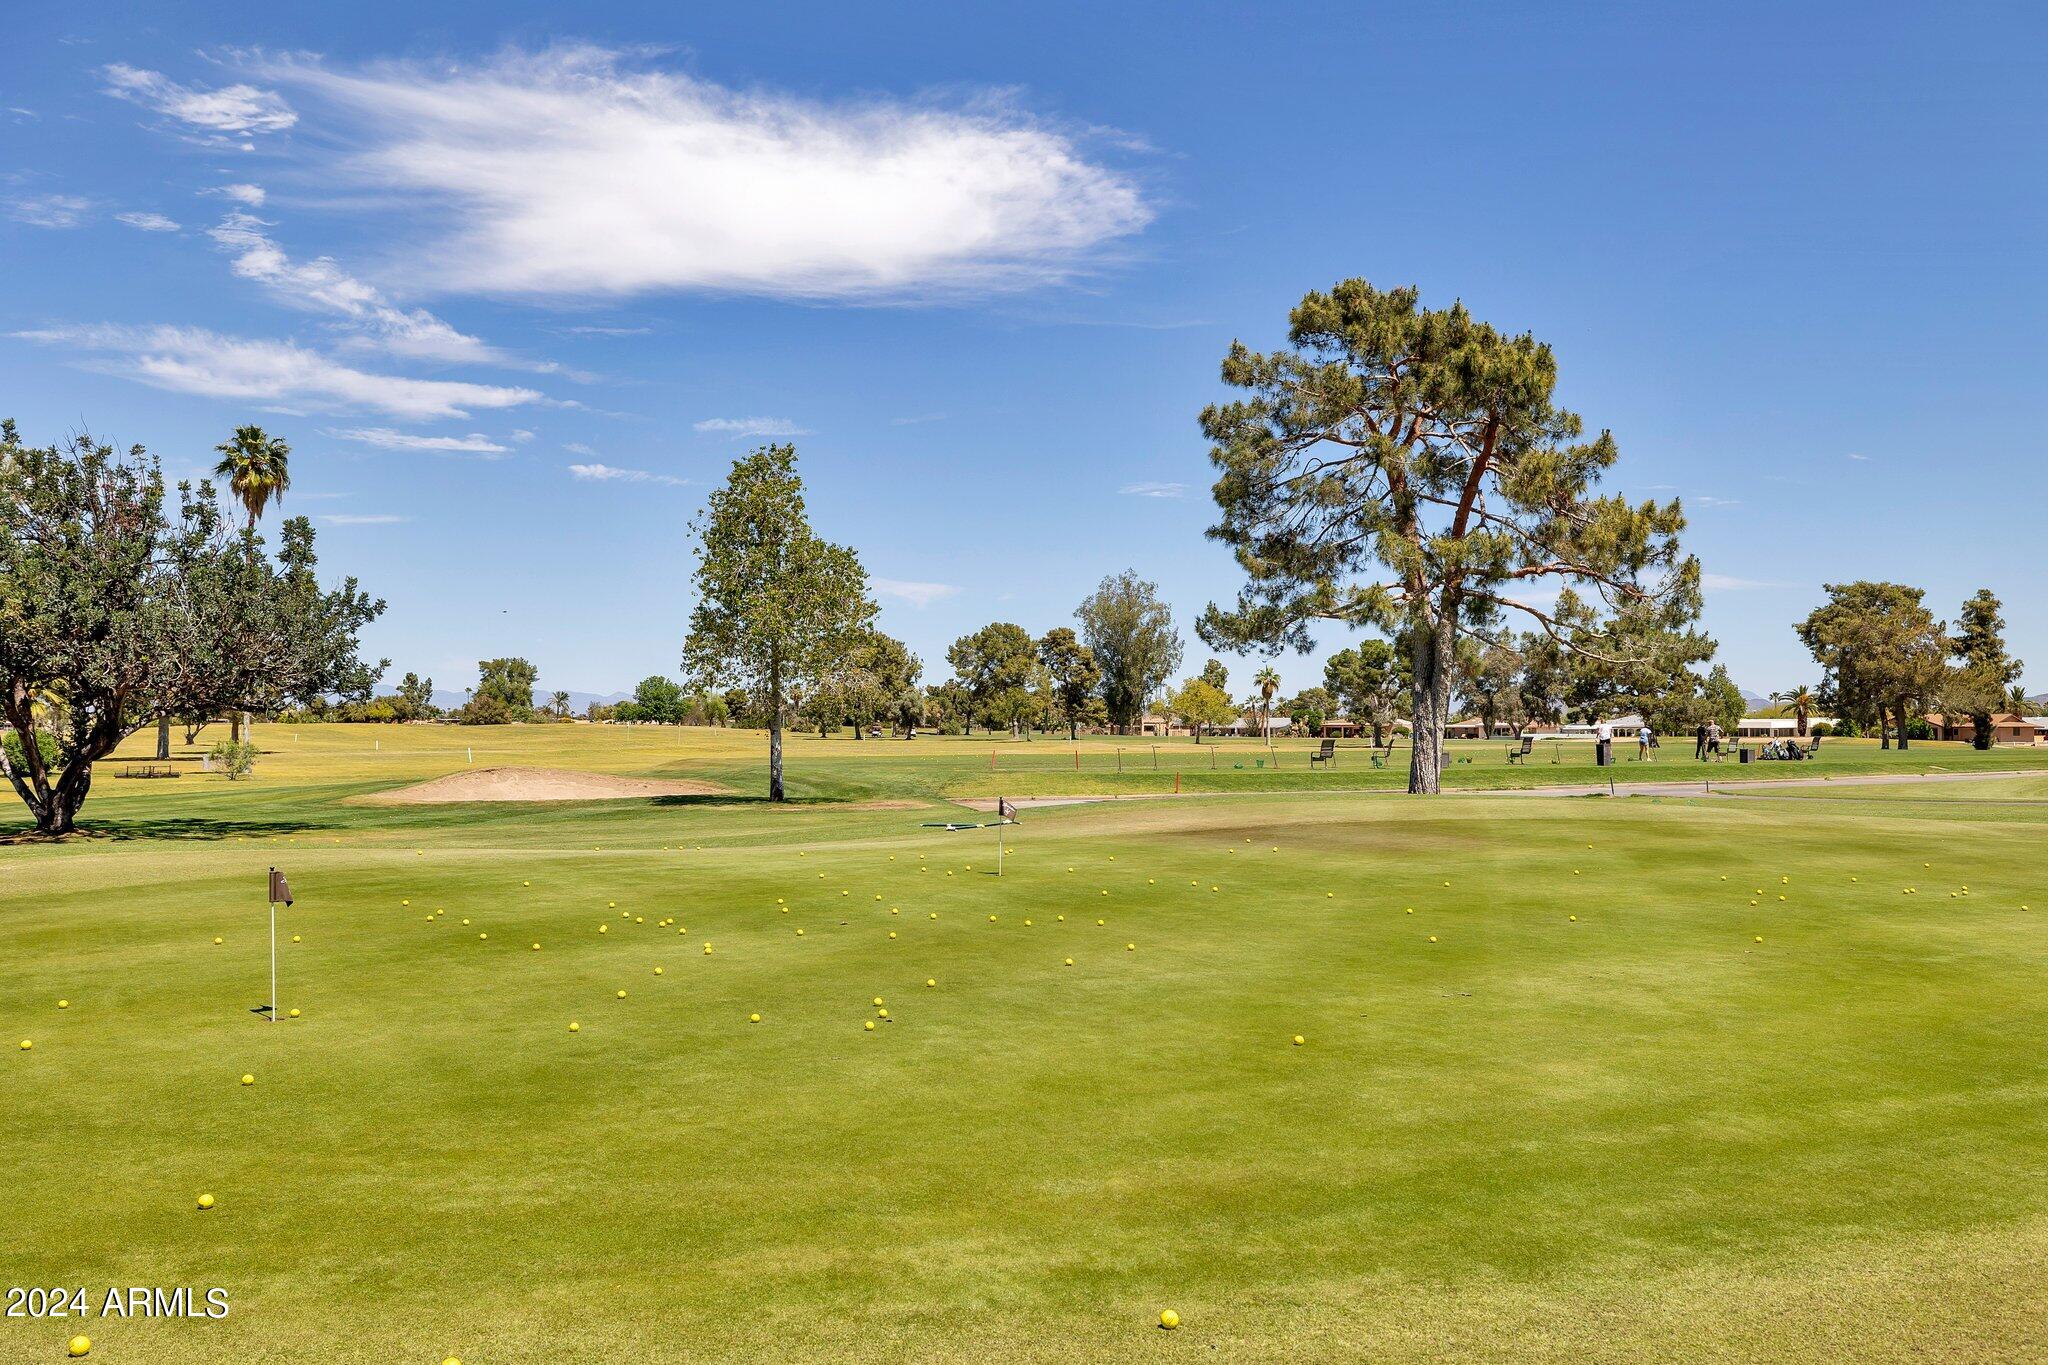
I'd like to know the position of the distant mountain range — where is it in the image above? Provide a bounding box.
[428,689,630,714]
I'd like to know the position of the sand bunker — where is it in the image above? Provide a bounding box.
[358,766,728,805]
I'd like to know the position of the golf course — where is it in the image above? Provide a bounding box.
[5,724,2045,1362]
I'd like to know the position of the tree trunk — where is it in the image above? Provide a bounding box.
[156,716,171,760]
[1894,697,1910,750]
[769,660,786,801]
[1972,712,1993,750]
[1879,709,1891,749]
[1407,617,1455,794]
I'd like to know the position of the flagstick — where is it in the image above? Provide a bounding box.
[997,803,1004,878]
[268,894,277,1024]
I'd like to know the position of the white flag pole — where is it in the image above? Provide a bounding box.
[268,892,277,1024]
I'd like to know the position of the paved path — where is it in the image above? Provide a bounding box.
[954,767,2046,812]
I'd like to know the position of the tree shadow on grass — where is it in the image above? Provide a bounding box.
[1,816,328,844]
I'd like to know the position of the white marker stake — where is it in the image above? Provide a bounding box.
[266,868,293,1024]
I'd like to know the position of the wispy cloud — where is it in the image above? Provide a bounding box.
[1693,494,1742,507]
[248,45,1150,300]
[568,462,688,486]
[115,210,180,232]
[874,578,960,608]
[203,182,267,207]
[694,416,809,437]
[1120,480,1189,499]
[13,323,543,420]
[8,194,91,228]
[101,63,296,142]
[205,210,559,372]
[890,413,947,426]
[321,513,409,525]
[330,427,508,455]
[563,324,650,336]
[1701,572,1783,591]
[1846,451,1871,462]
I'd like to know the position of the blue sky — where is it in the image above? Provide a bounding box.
[6,2,2045,702]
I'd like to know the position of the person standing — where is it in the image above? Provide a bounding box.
[1638,722,1653,761]
[1694,721,1708,761]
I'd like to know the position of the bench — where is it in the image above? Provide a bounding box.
[1308,738,1337,768]
[1505,735,1534,764]
[118,764,181,779]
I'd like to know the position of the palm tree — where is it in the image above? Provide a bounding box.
[213,425,292,529]
[551,690,571,720]
[1253,665,1281,749]
[1772,684,1815,737]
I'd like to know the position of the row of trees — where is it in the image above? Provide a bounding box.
[1797,583,2025,750]
[1,422,384,833]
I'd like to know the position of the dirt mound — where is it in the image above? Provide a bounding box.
[357,767,728,805]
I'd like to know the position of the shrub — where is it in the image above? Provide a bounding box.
[208,739,257,780]
[1809,722,1834,738]
[3,730,61,776]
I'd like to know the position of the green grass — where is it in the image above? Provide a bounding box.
[3,725,2046,1361]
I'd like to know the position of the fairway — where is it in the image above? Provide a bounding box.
[5,728,2047,1361]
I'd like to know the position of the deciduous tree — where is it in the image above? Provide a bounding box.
[1077,571,1184,733]
[1038,627,1103,741]
[1167,677,1236,742]
[0,423,383,834]
[1796,582,1947,750]
[683,445,874,800]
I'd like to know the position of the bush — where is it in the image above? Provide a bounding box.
[1809,722,1834,738]
[3,729,61,776]
[208,739,257,780]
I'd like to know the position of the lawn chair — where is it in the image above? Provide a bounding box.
[1308,738,1337,769]
[1505,735,1534,764]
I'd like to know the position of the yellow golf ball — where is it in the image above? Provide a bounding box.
[197,1193,215,1209]
[240,1074,254,1086]
[57,1000,68,1009]
[69,1337,91,1358]
[1292,1035,1305,1046]
[288,1008,300,1019]
[864,1020,876,1031]
[1159,1309,1180,1330]
[750,1013,761,1023]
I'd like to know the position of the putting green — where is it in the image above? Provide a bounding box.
[2,728,2045,1361]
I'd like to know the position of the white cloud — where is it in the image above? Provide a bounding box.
[568,462,687,486]
[1120,481,1188,499]
[14,323,543,420]
[874,578,960,608]
[1846,451,1870,461]
[509,428,535,443]
[1701,572,1782,591]
[102,63,296,138]
[204,183,267,206]
[329,427,508,455]
[204,210,556,372]
[116,210,180,232]
[1693,495,1741,507]
[890,413,946,426]
[250,46,1151,300]
[9,194,91,228]
[321,513,409,525]
[564,441,598,456]
[563,324,650,336]
[693,416,809,437]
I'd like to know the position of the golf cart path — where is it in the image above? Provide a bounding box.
[954,767,2048,811]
